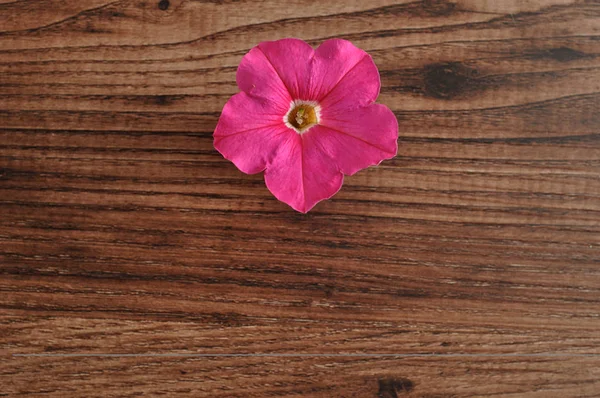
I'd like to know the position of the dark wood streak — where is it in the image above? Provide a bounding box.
[2,0,600,397]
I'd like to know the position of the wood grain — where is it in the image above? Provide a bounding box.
[1,0,600,396]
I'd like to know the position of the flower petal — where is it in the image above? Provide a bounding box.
[238,38,314,102]
[258,38,314,100]
[236,46,292,105]
[307,39,376,103]
[214,92,292,174]
[264,133,344,213]
[315,104,398,175]
[313,40,381,112]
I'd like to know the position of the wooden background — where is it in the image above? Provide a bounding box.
[2,0,600,396]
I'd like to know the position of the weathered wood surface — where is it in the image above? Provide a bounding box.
[1,0,600,396]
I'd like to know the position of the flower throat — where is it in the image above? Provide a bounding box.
[286,101,320,134]
[288,105,318,130]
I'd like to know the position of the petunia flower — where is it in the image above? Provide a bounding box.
[214,38,398,213]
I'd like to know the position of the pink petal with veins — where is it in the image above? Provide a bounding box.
[214,92,292,174]
[256,38,314,100]
[309,39,380,106]
[314,104,398,175]
[264,133,343,213]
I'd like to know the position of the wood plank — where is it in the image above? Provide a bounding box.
[1,0,599,396]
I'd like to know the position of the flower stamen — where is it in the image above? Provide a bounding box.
[284,100,320,134]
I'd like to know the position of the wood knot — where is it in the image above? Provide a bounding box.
[422,0,456,16]
[158,0,170,10]
[378,378,414,398]
[155,95,170,105]
[545,47,586,62]
[424,62,477,99]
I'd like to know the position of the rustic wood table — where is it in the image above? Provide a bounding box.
[2,1,600,397]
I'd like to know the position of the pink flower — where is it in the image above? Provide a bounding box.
[214,38,398,213]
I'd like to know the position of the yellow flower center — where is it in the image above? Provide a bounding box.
[285,101,320,134]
